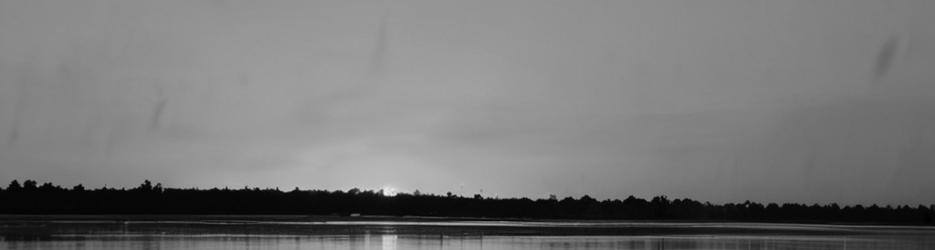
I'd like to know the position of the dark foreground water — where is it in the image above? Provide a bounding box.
[1,217,933,249]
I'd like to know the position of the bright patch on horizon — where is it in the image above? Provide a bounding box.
[382,186,398,197]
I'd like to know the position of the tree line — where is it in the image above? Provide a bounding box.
[1,179,932,225]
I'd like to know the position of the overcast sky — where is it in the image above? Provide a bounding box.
[1,0,934,205]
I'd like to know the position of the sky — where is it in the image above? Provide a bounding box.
[1,0,934,205]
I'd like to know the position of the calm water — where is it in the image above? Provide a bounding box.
[2,220,933,249]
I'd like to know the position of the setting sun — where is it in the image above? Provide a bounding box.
[381,186,398,197]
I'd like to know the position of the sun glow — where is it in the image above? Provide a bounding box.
[381,186,398,197]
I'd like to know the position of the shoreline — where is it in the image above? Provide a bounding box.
[1,214,933,227]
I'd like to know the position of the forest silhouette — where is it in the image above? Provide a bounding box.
[1,180,932,225]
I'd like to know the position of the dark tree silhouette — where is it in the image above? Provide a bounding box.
[6,180,21,192]
[0,179,932,225]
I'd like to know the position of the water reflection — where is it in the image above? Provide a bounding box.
[382,234,396,250]
[3,234,935,250]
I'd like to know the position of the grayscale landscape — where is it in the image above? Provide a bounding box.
[1,1,934,249]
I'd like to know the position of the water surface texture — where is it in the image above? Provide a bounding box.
[1,219,933,249]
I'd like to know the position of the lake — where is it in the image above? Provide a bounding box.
[1,216,933,249]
